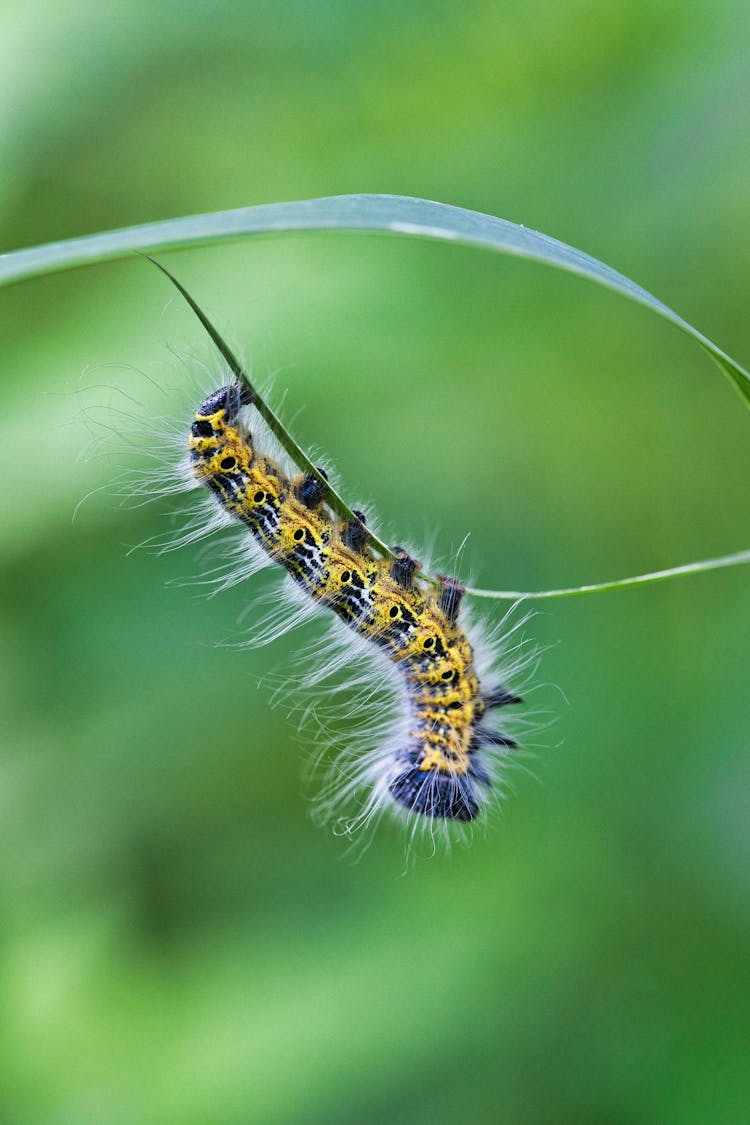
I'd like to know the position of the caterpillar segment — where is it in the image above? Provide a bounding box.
[189,383,521,823]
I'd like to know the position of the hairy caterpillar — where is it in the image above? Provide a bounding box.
[188,380,524,828]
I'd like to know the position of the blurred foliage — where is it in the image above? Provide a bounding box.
[1,1,749,1122]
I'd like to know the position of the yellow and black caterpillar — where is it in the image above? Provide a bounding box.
[189,382,522,825]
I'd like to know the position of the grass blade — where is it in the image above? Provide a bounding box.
[149,257,749,603]
[1,193,749,406]
[146,256,396,560]
[466,547,750,601]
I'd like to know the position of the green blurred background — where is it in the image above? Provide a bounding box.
[2,2,749,1122]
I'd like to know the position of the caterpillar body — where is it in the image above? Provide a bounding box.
[188,381,523,828]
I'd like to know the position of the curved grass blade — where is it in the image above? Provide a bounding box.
[147,256,396,562]
[466,547,750,601]
[1,194,749,406]
[152,257,749,603]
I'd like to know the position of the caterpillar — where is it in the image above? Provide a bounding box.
[187,380,525,831]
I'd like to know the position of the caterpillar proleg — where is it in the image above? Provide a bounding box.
[188,380,524,829]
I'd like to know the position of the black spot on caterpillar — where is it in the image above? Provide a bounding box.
[187,380,527,838]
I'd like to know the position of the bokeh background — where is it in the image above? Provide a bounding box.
[2,2,749,1122]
